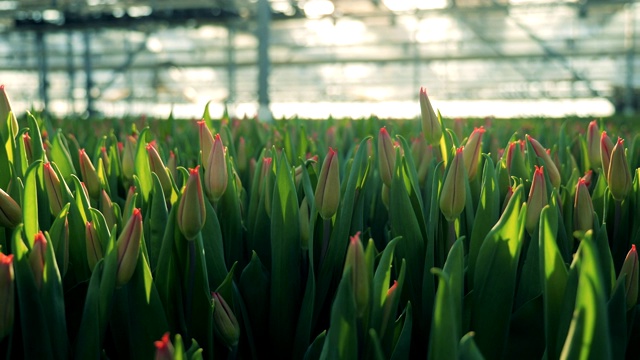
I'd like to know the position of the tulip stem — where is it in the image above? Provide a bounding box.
[321,218,331,262]
[186,239,196,337]
[447,219,457,252]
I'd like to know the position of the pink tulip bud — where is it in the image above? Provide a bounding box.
[79,149,101,199]
[439,147,466,222]
[344,231,370,317]
[600,131,614,181]
[378,127,395,187]
[608,137,632,202]
[463,126,485,180]
[0,252,14,339]
[29,232,47,290]
[43,162,64,215]
[420,87,442,145]
[154,332,175,360]
[315,148,340,220]
[619,245,639,310]
[116,208,143,286]
[573,179,594,233]
[146,144,172,200]
[198,120,214,168]
[586,120,601,169]
[85,221,103,272]
[177,167,206,241]
[581,170,593,188]
[212,292,240,348]
[0,187,21,228]
[23,133,33,164]
[526,135,561,189]
[525,166,548,235]
[205,134,228,202]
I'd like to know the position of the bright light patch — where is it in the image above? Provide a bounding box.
[303,0,335,19]
[127,6,152,18]
[146,37,163,53]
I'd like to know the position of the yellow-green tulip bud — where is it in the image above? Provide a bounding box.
[122,135,137,182]
[79,148,101,200]
[420,87,442,145]
[43,162,64,216]
[177,166,206,241]
[600,131,614,181]
[116,208,143,286]
[198,120,214,168]
[0,252,14,340]
[0,187,21,228]
[608,137,632,202]
[343,231,370,318]
[85,221,103,272]
[573,178,594,234]
[380,280,398,338]
[205,134,228,202]
[439,147,466,222]
[378,127,395,187]
[619,245,638,310]
[587,120,601,169]
[463,126,485,180]
[525,166,548,235]
[167,150,177,183]
[146,144,172,200]
[23,133,33,164]
[212,292,240,348]
[0,85,18,140]
[315,148,340,220]
[526,135,561,189]
[100,189,116,232]
[29,232,47,290]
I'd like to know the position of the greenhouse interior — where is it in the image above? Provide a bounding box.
[1,0,638,120]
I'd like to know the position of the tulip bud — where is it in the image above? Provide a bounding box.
[29,232,47,290]
[177,167,206,241]
[85,221,103,272]
[123,186,137,220]
[79,149,101,199]
[526,135,561,189]
[463,126,485,180]
[43,162,65,215]
[381,183,390,209]
[587,120,601,169]
[122,135,137,181]
[23,133,33,164]
[420,87,442,145]
[260,157,273,216]
[608,137,632,202]
[100,189,116,231]
[619,245,639,310]
[506,140,528,181]
[0,187,21,228]
[167,150,177,182]
[237,137,247,174]
[146,144,172,200]
[299,196,310,250]
[0,85,19,139]
[100,146,110,174]
[212,292,240,348]
[198,120,214,168]
[573,178,594,233]
[439,147,466,222]
[380,280,398,337]
[343,232,370,317]
[116,208,143,286]
[378,127,395,187]
[525,166,548,235]
[315,148,340,220]
[600,131,614,180]
[0,252,14,339]
[154,332,175,360]
[581,170,593,188]
[205,134,228,202]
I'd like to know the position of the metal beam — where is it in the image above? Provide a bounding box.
[35,31,49,112]
[257,0,272,121]
[66,31,75,114]
[83,30,96,117]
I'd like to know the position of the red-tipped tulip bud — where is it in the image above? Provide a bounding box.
[23,133,33,164]
[608,137,632,201]
[600,131,614,180]
[177,167,206,240]
[122,135,137,181]
[0,252,14,339]
[116,208,143,286]
[573,179,594,233]
[0,85,18,139]
[420,87,442,145]
[619,245,639,310]
[123,186,137,220]
[587,120,601,169]
[212,292,240,348]
[299,196,310,250]
[100,146,110,173]
[344,232,370,317]
[85,221,103,272]
[0,187,21,228]
[581,170,593,188]
[378,127,395,187]
[100,190,116,231]
[198,120,214,168]
[167,151,177,182]
[79,149,101,199]
[154,332,175,360]
[463,126,485,180]
[506,140,528,181]
[526,135,561,189]
[315,148,340,220]
[526,166,548,235]
[380,280,398,337]
[439,147,466,222]
[205,134,228,202]
[43,162,64,215]
[29,232,47,290]
[146,144,172,200]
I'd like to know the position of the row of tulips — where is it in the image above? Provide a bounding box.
[0,83,640,359]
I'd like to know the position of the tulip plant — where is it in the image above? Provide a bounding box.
[0,83,640,359]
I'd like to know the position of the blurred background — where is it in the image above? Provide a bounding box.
[0,0,638,119]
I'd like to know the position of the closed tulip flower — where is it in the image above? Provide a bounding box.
[600,131,614,181]
[378,127,395,188]
[525,166,548,235]
[0,187,21,228]
[154,332,175,360]
[177,167,206,241]
[344,231,370,318]
[43,162,64,216]
[619,245,639,310]
[205,134,228,202]
[315,148,340,220]
[198,120,214,168]
[607,137,632,202]
[439,147,466,222]
[147,144,173,200]
[573,178,594,234]
[116,208,143,286]
[0,252,14,340]
[85,221,103,272]
[586,120,601,169]
[29,232,47,290]
[463,126,485,180]
[420,87,442,145]
[526,135,560,189]
[79,149,101,200]
[212,292,240,348]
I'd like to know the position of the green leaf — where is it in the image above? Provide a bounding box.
[22,160,42,247]
[428,270,458,360]
[304,330,326,360]
[48,202,71,277]
[458,332,485,360]
[240,252,270,355]
[48,130,76,184]
[148,172,168,272]
[134,128,153,203]
[319,269,358,360]
[40,231,69,360]
[26,112,45,163]
[389,302,413,360]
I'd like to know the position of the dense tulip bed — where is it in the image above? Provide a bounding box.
[0,84,639,359]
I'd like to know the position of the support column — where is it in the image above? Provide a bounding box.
[257,0,272,122]
[67,31,76,114]
[226,22,237,117]
[83,30,96,117]
[624,3,636,116]
[36,31,49,112]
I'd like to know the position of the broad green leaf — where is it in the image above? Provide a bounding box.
[134,128,153,203]
[26,112,45,163]
[49,129,76,185]
[319,269,357,360]
[22,160,42,247]
[239,252,270,355]
[147,173,168,271]
[304,330,326,360]
[459,332,485,360]
[428,270,457,360]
